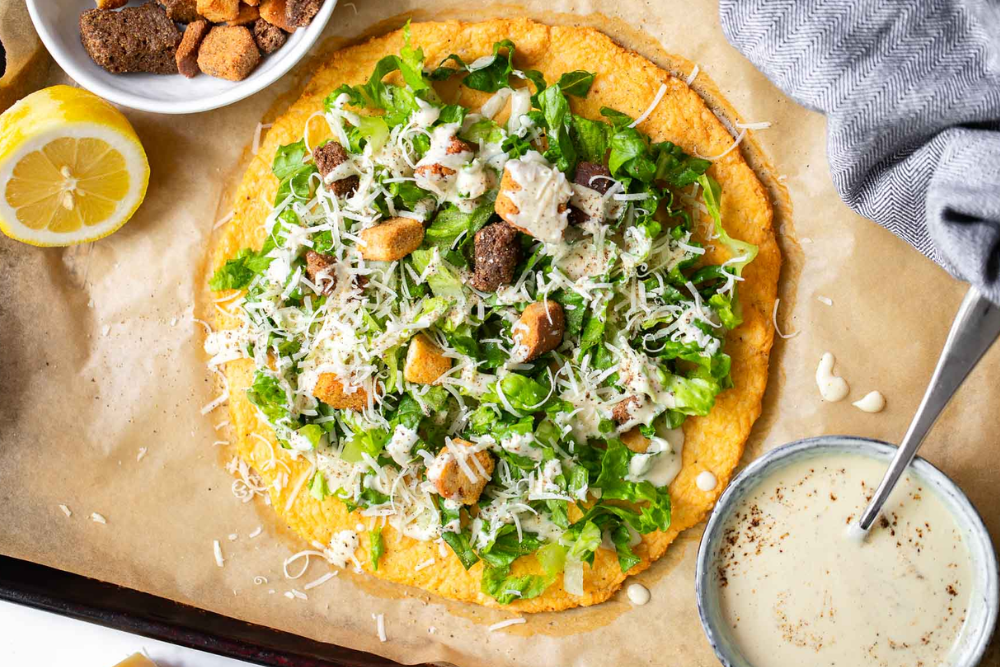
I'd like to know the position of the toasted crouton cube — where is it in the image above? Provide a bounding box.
[612,396,639,425]
[621,427,651,454]
[612,395,651,431]
[313,141,358,197]
[228,3,260,24]
[358,218,424,262]
[470,222,520,292]
[197,0,239,21]
[573,161,613,194]
[413,137,473,193]
[80,4,181,74]
[175,19,210,78]
[252,17,287,54]
[428,439,495,505]
[512,300,565,362]
[494,167,520,224]
[158,0,200,22]
[259,0,296,31]
[404,334,452,385]
[495,166,569,241]
[97,0,128,9]
[304,250,337,294]
[197,25,260,81]
[286,0,322,27]
[313,374,368,411]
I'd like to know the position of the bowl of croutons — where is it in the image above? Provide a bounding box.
[27,0,336,114]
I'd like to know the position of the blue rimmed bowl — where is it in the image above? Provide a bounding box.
[695,436,999,667]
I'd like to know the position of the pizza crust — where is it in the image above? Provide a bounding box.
[209,18,780,612]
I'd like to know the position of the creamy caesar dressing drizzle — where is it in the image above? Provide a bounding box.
[413,124,492,212]
[816,352,850,402]
[625,425,685,487]
[853,390,886,413]
[627,583,651,605]
[714,453,973,667]
[696,470,717,491]
[503,151,572,243]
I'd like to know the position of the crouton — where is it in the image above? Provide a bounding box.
[252,17,287,54]
[494,168,520,223]
[157,0,200,22]
[357,218,424,262]
[413,137,472,188]
[244,0,259,4]
[573,161,613,193]
[495,165,569,241]
[620,427,651,454]
[313,374,368,411]
[568,161,614,225]
[259,0,296,31]
[196,0,239,21]
[414,162,456,180]
[80,3,181,75]
[470,222,520,292]
[404,334,452,385]
[285,0,322,27]
[313,141,358,197]
[97,0,128,9]
[512,300,565,362]
[175,19,209,78]
[196,25,260,82]
[445,136,473,155]
[304,250,337,294]
[612,396,640,425]
[228,3,260,25]
[428,439,495,505]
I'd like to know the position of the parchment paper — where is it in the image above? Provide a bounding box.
[1,0,997,665]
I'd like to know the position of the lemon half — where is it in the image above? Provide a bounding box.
[0,85,149,247]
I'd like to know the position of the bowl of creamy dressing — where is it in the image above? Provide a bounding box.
[696,436,998,667]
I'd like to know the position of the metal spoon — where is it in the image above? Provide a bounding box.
[857,286,1000,532]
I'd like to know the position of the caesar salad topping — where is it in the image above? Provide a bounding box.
[207,26,757,604]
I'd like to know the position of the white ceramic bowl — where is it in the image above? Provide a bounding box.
[26,0,337,114]
[696,436,999,667]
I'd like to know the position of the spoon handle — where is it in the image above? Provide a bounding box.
[858,286,1000,531]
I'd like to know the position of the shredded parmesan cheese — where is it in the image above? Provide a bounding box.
[772,298,801,339]
[628,83,667,129]
[697,128,747,161]
[213,210,235,230]
[213,540,225,567]
[488,617,527,632]
[685,64,700,86]
[304,571,338,590]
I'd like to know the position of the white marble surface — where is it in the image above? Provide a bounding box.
[0,600,255,667]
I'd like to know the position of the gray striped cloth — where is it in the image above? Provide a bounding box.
[719,0,1000,304]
